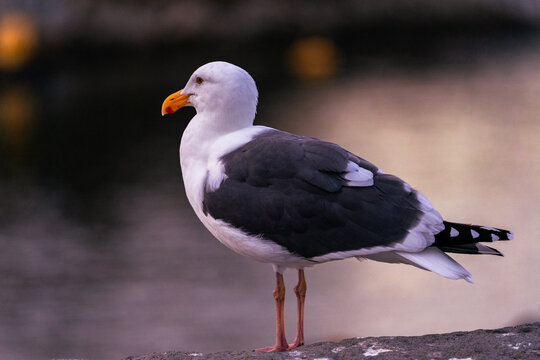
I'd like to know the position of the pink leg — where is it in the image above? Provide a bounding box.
[289,269,306,349]
[255,272,289,352]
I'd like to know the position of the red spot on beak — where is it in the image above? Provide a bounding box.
[165,106,173,114]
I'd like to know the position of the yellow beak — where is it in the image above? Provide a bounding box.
[161,89,191,116]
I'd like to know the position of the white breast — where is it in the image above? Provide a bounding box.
[180,121,268,215]
[180,122,306,266]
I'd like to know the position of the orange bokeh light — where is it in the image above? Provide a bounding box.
[0,12,37,70]
[287,37,338,80]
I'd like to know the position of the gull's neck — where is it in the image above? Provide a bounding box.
[179,107,255,172]
[192,109,253,136]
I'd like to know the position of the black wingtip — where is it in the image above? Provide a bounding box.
[436,243,505,256]
[484,245,504,257]
[434,221,514,246]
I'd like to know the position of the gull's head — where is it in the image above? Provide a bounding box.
[162,61,258,125]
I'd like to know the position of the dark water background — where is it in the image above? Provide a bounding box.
[1,28,539,360]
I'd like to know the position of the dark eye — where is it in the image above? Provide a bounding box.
[195,76,204,84]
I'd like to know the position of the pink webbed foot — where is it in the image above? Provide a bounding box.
[255,344,289,352]
[288,340,304,350]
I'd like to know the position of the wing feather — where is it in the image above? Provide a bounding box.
[203,129,439,258]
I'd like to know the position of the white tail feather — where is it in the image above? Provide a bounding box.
[361,247,473,283]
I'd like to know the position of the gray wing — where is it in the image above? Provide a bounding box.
[203,129,430,259]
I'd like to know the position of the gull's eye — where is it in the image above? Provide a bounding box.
[195,76,204,85]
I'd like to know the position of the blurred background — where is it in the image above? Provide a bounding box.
[1,1,539,359]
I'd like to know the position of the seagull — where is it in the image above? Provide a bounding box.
[161,61,513,352]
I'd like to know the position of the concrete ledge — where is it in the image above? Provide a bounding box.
[124,322,539,360]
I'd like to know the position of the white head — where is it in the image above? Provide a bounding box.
[162,61,258,131]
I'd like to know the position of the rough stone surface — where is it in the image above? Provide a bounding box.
[124,322,540,360]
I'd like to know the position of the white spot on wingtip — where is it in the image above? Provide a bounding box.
[471,229,480,239]
[491,233,500,241]
[508,231,514,240]
[450,228,459,237]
